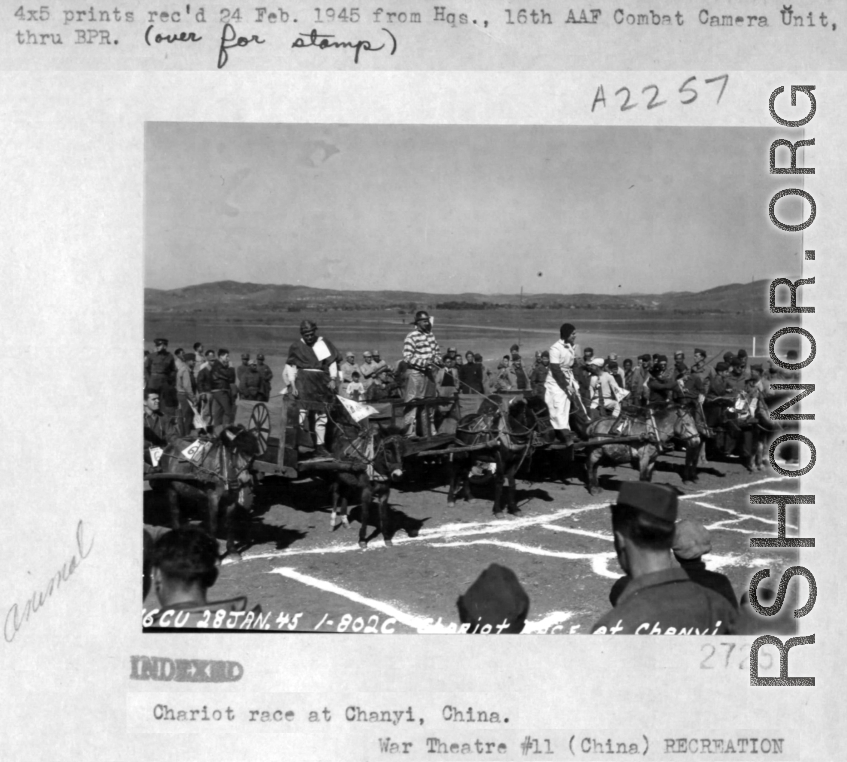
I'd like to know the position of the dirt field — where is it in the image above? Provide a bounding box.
[143,448,796,634]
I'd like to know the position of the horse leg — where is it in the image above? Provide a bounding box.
[506,460,521,516]
[358,481,372,549]
[492,457,505,518]
[223,489,238,557]
[447,456,459,508]
[378,486,393,547]
[638,446,655,482]
[586,448,602,495]
[330,481,339,529]
[166,486,183,531]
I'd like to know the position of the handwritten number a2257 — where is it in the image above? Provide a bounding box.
[591,75,729,112]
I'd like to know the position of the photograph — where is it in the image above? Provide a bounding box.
[142,122,808,636]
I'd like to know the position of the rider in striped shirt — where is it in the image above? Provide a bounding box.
[402,310,443,436]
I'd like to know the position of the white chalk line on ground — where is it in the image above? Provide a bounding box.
[541,524,613,541]
[693,501,797,530]
[268,566,575,634]
[228,475,791,566]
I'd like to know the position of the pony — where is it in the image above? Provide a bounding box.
[447,396,545,518]
[327,418,407,549]
[153,425,257,556]
[583,404,701,495]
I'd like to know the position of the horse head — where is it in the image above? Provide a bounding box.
[376,424,407,482]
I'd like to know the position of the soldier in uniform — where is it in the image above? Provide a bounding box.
[402,310,443,437]
[689,348,716,396]
[209,348,237,428]
[236,353,251,399]
[285,319,342,457]
[256,353,273,401]
[143,389,177,474]
[144,338,177,417]
[592,483,737,634]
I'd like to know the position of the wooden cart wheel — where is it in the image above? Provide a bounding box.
[248,403,271,455]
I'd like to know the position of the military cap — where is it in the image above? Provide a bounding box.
[639,353,651,362]
[657,354,668,362]
[737,349,748,358]
[448,346,458,353]
[241,352,250,360]
[154,338,168,346]
[672,519,712,559]
[457,564,529,634]
[607,353,618,361]
[257,353,265,360]
[511,352,521,361]
[694,347,706,356]
[723,351,735,362]
[615,482,678,523]
[674,350,685,358]
[715,361,729,372]
[414,310,431,323]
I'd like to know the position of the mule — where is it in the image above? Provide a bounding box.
[327,421,407,549]
[154,425,256,556]
[584,404,701,495]
[447,396,543,518]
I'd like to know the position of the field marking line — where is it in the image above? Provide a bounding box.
[236,502,613,564]
[522,612,575,633]
[429,539,621,579]
[679,476,789,500]
[692,501,797,530]
[232,475,787,566]
[541,524,613,541]
[268,566,576,634]
[268,566,446,632]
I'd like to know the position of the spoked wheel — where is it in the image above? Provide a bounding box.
[247,403,271,455]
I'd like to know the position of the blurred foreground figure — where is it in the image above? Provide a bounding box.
[146,526,258,628]
[592,483,737,635]
[457,564,529,634]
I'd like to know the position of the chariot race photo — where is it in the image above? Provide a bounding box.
[143,123,810,635]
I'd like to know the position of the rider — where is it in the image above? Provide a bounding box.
[285,319,342,458]
[545,322,583,441]
[402,310,443,437]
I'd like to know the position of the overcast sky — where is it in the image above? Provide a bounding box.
[145,123,804,294]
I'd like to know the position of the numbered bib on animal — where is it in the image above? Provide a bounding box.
[181,439,211,463]
[148,447,164,467]
[337,395,379,423]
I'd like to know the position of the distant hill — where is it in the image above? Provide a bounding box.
[144,279,770,315]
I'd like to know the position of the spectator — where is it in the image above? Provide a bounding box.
[241,360,263,401]
[175,351,199,436]
[592,482,737,634]
[458,352,485,394]
[529,351,550,397]
[196,349,217,420]
[209,348,236,427]
[344,371,365,401]
[236,353,251,398]
[457,564,529,634]
[145,338,178,418]
[340,352,359,384]
[609,519,738,610]
[506,352,529,391]
[256,353,273,401]
[437,355,459,395]
[589,358,625,418]
[145,526,259,628]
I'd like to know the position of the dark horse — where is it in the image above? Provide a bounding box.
[584,404,701,495]
[327,418,407,549]
[153,425,257,555]
[447,396,546,518]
